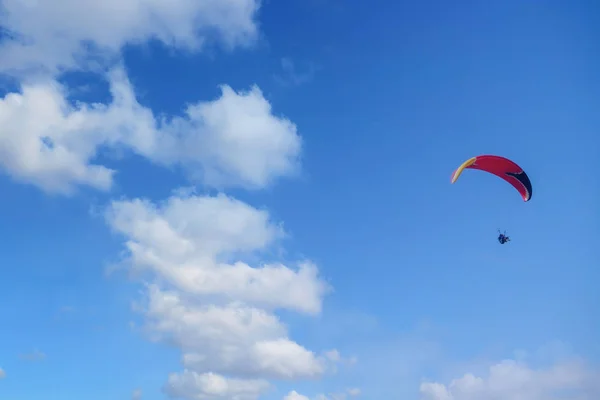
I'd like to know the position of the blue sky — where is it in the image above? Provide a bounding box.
[0,1,598,399]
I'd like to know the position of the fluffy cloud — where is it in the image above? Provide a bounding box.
[420,358,600,400]
[0,69,301,193]
[0,0,298,194]
[165,371,270,400]
[141,284,325,380]
[283,388,361,400]
[0,0,260,75]
[1,1,335,399]
[106,193,327,314]
[106,191,333,399]
[283,391,310,400]
[171,84,301,189]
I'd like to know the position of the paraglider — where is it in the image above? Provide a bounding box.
[497,230,510,244]
[450,155,532,202]
[451,154,532,244]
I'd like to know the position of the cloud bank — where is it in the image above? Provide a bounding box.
[0,1,348,399]
[420,358,600,400]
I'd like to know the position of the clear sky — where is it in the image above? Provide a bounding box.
[0,1,598,399]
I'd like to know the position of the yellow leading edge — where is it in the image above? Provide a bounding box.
[450,157,477,184]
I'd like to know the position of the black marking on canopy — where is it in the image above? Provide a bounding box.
[505,171,533,201]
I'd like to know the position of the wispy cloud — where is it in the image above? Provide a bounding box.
[275,57,319,86]
[59,306,75,313]
[132,388,142,400]
[54,305,76,320]
[19,350,46,362]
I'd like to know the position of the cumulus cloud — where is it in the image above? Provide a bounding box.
[0,0,261,76]
[106,193,327,314]
[420,358,600,400]
[165,371,270,400]
[283,388,361,400]
[105,191,333,399]
[283,391,310,400]
[0,1,337,399]
[162,84,302,189]
[142,284,325,380]
[0,69,301,193]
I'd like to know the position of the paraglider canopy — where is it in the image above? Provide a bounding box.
[451,155,532,202]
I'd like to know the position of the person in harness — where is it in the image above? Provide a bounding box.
[498,231,510,244]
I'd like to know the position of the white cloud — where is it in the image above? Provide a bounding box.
[105,191,333,399]
[420,358,600,400]
[165,371,270,400]
[169,84,302,189]
[0,69,301,193]
[106,193,327,314]
[0,367,5,379]
[0,2,333,400]
[142,284,325,380]
[0,0,260,76]
[283,391,310,400]
[284,387,360,400]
